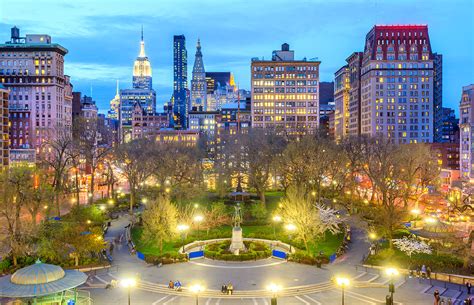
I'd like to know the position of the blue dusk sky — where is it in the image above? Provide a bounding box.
[0,0,473,114]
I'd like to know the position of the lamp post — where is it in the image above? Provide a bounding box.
[272,215,282,240]
[120,278,137,305]
[336,277,350,305]
[190,284,205,305]
[267,283,281,305]
[411,209,420,228]
[285,224,296,253]
[386,267,399,305]
[194,215,204,240]
[177,224,189,253]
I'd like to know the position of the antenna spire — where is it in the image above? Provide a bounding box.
[141,25,144,41]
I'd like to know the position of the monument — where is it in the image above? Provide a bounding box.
[229,203,245,255]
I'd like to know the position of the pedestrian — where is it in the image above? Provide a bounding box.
[168,280,174,289]
[447,298,453,305]
[467,282,472,295]
[427,266,432,279]
[221,284,226,294]
[434,289,440,305]
[227,282,233,295]
[422,264,427,278]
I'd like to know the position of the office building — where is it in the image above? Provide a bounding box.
[0,26,71,153]
[190,39,207,111]
[433,53,443,142]
[172,35,188,129]
[205,72,239,111]
[459,84,474,182]
[0,84,8,168]
[131,103,168,140]
[189,110,219,138]
[251,43,320,134]
[360,25,438,143]
[439,107,459,143]
[334,66,350,141]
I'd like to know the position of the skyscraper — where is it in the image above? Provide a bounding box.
[251,43,320,134]
[459,84,474,182]
[0,26,71,154]
[173,35,188,129]
[132,28,152,90]
[191,39,207,111]
[119,29,156,142]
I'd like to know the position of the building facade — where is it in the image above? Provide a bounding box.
[439,107,459,143]
[0,26,71,153]
[346,52,363,136]
[433,53,443,142]
[131,103,168,140]
[205,72,239,111]
[459,84,474,182]
[334,66,350,141]
[119,31,156,142]
[189,110,219,138]
[251,43,320,134]
[190,39,207,111]
[155,129,200,146]
[0,84,8,168]
[359,25,438,144]
[172,35,188,129]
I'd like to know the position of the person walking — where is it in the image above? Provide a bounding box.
[422,264,427,278]
[434,289,440,305]
[467,282,472,295]
[427,266,432,279]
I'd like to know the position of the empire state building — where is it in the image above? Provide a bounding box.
[133,30,152,90]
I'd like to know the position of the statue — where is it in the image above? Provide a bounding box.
[230,203,245,254]
[233,203,243,228]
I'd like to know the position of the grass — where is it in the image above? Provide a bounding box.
[132,224,344,258]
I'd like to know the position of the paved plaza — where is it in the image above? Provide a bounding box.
[80,215,470,304]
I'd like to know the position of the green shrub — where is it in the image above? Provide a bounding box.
[0,259,11,273]
[204,240,271,261]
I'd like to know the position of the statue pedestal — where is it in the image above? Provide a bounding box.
[230,227,245,255]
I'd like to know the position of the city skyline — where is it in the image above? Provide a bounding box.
[0,0,472,113]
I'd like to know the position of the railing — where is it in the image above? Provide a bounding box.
[356,264,474,288]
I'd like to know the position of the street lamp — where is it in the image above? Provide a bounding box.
[411,209,421,228]
[194,215,204,240]
[272,215,282,240]
[120,278,137,305]
[369,232,377,241]
[385,267,399,305]
[267,283,282,305]
[335,277,350,305]
[177,224,189,253]
[190,284,205,305]
[285,224,296,252]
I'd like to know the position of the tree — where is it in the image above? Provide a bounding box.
[26,169,54,226]
[360,137,407,248]
[149,142,204,203]
[141,195,178,255]
[40,131,73,215]
[246,129,285,206]
[393,237,432,257]
[278,187,335,253]
[0,166,34,266]
[201,202,230,235]
[74,117,111,203]
[114,138,153,213]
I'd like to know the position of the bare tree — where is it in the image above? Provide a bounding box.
[40,130,73,216]
[114,138,153,213]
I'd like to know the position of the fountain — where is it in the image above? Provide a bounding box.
[229,203,246,255]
